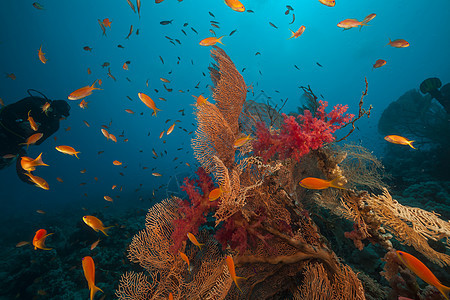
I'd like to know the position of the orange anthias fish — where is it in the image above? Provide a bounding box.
[337,19,367,29]
[55,145,80,158]
[38,45,47,64]
[362,13,376,24]
[68,80,102,100]
[387,38,410,48]
[101,128,110,140]
[384,135,415,149]
[224,0,245,12]
[199,36,225,46]
[41,102,51,115]
[113,160,122,166]
[33,229,53,250]
[90,239,100,250]
[21,133,43,149]
[209,187,222,201]
[187,233,204,249]
[166,123,176,135]
[234,134,253,148]
[82,256,104,300]
[79,99,89,109]
[288,25,306,39]
[138,92,162,116]
[102,18,112,28]
[299,177,345,190]
[25,173,50,190]
[179,251,192,272]
[104,196,113,202]
[83,216,113,236]
[27,110,39,131]
[21,153,48,172]
[193,95,208,106]
[396,251,450,300]
[318,0,335,7]
[226,255,246,293]
[372,59,386,70]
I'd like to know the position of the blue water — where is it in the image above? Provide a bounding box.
[0,0,449,298]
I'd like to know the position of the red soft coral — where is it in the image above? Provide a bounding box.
[253,100,354,162]
[170,167,217,253]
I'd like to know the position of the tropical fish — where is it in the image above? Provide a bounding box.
[27,110,39,131]
[361,13,376,28]
[6,73,16,80]
[384,135,415,149]
[318,0,335,7]
[226,255,246,293]
[56,177,64,182]
[166,123,176,135]
[209,187,222,201]
[16,241,30,247]
[113,160,122,166]
[337,19,367,29]
[396,251,450,300]
[234,134,253,148]
[160,20,174,25]
[21,133,43,149]
[79,99,89,109]
[109,134,117,142]
[126,0,136,13]
[137,0,141,18]
[138,93,161,116]
[152,172,162,177]
[33,229,53,250]
[299,177,345,190]
[102,18,112,28]
[90,239,100,250]
[32,2,44,9]
[20,153,48,172]
[179,251,192,272]
[224,0,245,12]
[187,233,203,249]
[25,172,49,190]
[36,210,45,214]
[199,36,224,46]
[83,216,112,236]
[125,25,134,39]
[68,80,102,100]
[372,59,386,70]
[104,196,113,202]
[55,145,80,158]
[38,45,47,64]
[288,25,305,39]
[97,19,107,36]
[387,38,409,48]
[269,22,278,29]
[83,46,93,51]
[82,256,103,300]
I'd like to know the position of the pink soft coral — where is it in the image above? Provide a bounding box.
[170,167,217,253]
[253,100,354,161]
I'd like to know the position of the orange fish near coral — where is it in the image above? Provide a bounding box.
[38,45,47,64]
[187,233,204,249]
[234,134,253,148]
[288,25,306,39]
[318,0,335,7]
[226,255,246,293]
[28,110,39,131]
[209,187,222,201]
[83,216,112,236]
[82,256,103,300]
[372,59,386,70]
[396,251,450,300]
[224,0,245,12]
[199,36,225,46]
[138,92,161,116]
[68,80,102,100]
[21,133,43,149]
[55,145,80,158]
[387,38,409,48]
[33,229,53,250]
[25,173,49,190]
[384,135,415,149]
[193,95,208,106]
[179,251,192,272]
[299,177,345,190]
[166,123,176,135]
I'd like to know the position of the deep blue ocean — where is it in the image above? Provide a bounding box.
[0,0,449,299]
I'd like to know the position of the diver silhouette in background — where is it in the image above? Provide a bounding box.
[0,90,70,184]
[420,77,450,114]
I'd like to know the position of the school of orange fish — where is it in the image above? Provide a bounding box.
[6,0,446,299]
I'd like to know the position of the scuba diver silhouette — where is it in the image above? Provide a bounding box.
[0,90,70,184]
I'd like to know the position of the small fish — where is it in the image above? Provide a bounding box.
[125,25,134,39]
[6,73,16,80]
[229,29,237,36]
[152,172,162,177]
[21,133,43,149]
[387,38,409,48]
[166,123,176,135]
[79,99,89,109]
[102,18,112,28]
[16,241,30,247]
[97,19,107,36]
[224,0,245,12]
[209,187,222,201]
[160,77,170,83]
[107,68,116,81]
[337,19,367,29]
[396,251,450,300]
[289,13,296,24]
[187,233,203,249]
[362,13,376,24]
[87,68,91,74]
[32,2,44,10]
[372,59,386,70]
[318,0,335,7]
[191,27,198,34]
[199,36,224,46]
[104,196,113,202]
[160,20,174,25]
[101,62,110,68]
[109,134,117,143]
[269,22,278,29]
[90,239,100,250]
[299,177,345,190]
[137,0,141,18]
[288,25,306,39]
[83,216,113,236]
[138,93,161,116]
[21,153,48,172]
[56,177,64,182]
[33,229,53,250]
[27,110,39,131]
[38,45,47,64]
[294,64,300,70]
[36,209,46,214]
[55,145,80,158]
[113,160,122,166]
[179,251,192,272]
[234,134,253,147]
[209,11,215,17]
[384,135,415,149]
[226,255,246,293]
[68,80,102,100]
[316,62,323,67]
[126,0,136,13]
[82,256,104,300]
[83,46,93,51]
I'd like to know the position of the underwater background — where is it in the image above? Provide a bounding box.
[0,0,449,299]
